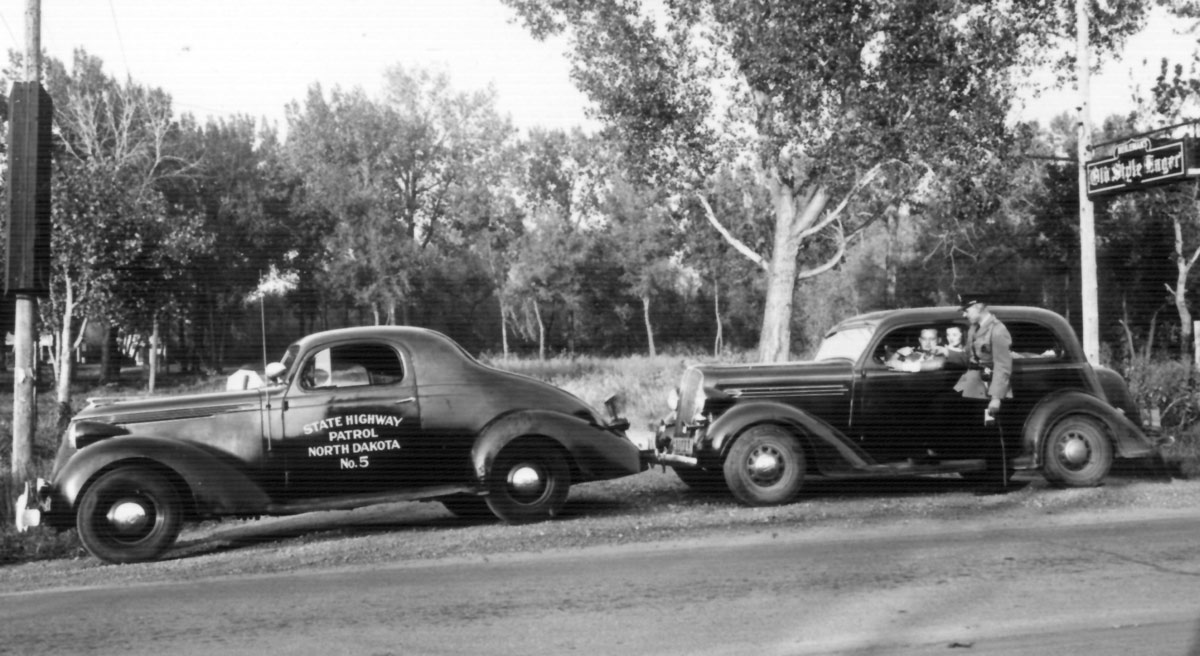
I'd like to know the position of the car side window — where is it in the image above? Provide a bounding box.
[870,324,966,365]
[299,343,406,390]
[872,327,924,363]
[1007,321,1062,360]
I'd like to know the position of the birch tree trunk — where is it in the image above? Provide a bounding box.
[1169,216,1200,366]
[642,294,656,357]
[500,297,509,359]
[148,318,160,394]
[534,299,545,361]
[757,179,830,363]
[55,281,78,421]
[713,279,723,356]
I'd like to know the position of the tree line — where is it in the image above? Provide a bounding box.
[3,0,1200,415]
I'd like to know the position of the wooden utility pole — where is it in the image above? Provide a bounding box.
[1077,0,1100,366]
[9,0,43,490]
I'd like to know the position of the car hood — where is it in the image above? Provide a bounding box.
[73,388,266,427]
[688,360,855,393]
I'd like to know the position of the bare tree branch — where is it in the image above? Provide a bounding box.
[797,162,884,241]
[797,220,845,280]
[697,193,768,271]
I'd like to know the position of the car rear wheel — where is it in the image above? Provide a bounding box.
[1042,416,1112,487]
[485,444,571,522]
[76,466,183,564]
[723,425,805,506]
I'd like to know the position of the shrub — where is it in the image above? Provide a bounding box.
[1122,356,1200,475]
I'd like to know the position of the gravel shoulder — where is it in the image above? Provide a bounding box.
[3,466,1198,594]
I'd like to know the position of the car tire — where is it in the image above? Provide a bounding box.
[1041,415,1112,487]
[76,466,183,564]
[723,425,805,506]
[485,444,571,523]
[672,466,727,494]
[440,494,492,518]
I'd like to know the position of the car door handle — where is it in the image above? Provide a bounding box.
[394,397,415,405]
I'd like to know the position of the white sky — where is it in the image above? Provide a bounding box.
[1011,6,1200,128]
[0,1,1195,136]
[0,0,596,133]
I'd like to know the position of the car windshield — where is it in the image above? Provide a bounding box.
[813,325,875,362]
[275,344,301,379]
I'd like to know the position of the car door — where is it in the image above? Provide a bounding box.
[271,340,422,499]
[854,323,966,460]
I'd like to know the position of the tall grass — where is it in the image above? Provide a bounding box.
[482,349,755,432]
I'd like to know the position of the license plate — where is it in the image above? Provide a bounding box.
[672,437,694,456]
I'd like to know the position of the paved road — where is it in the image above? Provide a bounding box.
[3,509,1200,655]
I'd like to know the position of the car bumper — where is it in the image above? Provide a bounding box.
[646,418,702,468]
[14,479,48,532]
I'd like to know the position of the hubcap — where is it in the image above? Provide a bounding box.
[508,464,545,500]
[106,498,151,537]
[746,446,784,486]
[1057,433,1092,470]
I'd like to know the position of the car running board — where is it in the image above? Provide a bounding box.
[265,484,479,515]
[820,459,988,479]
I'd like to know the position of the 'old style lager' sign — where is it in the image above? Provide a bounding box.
[1086,137,1191,199]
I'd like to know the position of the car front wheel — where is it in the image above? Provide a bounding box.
[76,466,183,564]
[485,444,571,522]
[723,425,805,506]
[1041,415,1112,487]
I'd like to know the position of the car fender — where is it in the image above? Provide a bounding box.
[1022,390,1156,466]
[53,436,271,516]
[705,401,876,470]
[472,410,642,483]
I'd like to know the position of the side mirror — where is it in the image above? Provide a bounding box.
[264,362,287,382]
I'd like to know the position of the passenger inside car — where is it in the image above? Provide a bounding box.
[886,327,946,372]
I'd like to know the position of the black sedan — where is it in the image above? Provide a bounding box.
[654,306,1167,506]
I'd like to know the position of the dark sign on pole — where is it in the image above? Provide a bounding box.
[5,81,53,297]
[1085,137,1192,200]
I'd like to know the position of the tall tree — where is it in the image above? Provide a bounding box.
[604,175,683,356]
[504,0,1166,362]
[284,67,515,327]
[166,115,287,372]
[20,51,209,409]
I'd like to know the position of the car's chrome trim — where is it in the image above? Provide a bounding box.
[725,385,848,398]
[93,403,259,425]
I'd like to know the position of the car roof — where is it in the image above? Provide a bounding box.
[291,326,482,380]
[294,325,460,351]
[827,305,1075,335]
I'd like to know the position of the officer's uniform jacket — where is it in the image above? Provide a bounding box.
[948,312,1013,400]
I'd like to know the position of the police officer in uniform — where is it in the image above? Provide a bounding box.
[947,297,1013,423]
[934,296,1014,481]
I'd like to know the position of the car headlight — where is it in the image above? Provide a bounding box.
[69,421,129,449]
[687,384,706,422]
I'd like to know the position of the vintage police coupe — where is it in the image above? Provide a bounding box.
[654,306,1166,505]
[16,326,644,563]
